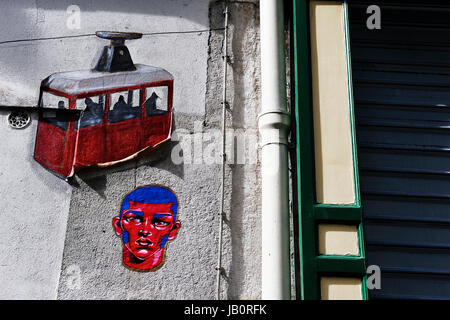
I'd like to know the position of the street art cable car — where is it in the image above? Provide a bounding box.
[34,31,173,179]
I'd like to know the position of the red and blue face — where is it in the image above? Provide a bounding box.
[113,186,181,271]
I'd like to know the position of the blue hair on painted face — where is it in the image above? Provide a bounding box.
[119,186,178,248]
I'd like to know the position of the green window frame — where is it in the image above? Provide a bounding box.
[292,0,368,300]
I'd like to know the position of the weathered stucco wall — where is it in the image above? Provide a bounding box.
[0,0,261,299]
[57,0,261,300]
[0,110,72,299]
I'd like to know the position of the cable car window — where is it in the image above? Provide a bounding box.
[145,86,168,116]
[40,92,70,131]
[108,90,141,123]
[75,96,105,129]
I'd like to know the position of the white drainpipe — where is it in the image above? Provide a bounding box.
[258,0,291,300]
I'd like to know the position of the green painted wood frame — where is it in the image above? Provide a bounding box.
[292,0,368,300]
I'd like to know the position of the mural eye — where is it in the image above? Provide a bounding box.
[126,216,142,223]
[153,219,170,227]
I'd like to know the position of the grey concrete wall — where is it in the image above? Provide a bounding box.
[0,110,72,299]
[56,1,261,299]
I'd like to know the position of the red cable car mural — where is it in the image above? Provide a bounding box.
[34,31,173,179]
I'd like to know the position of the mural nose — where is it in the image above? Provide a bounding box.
[139,228,152,236]
[140,220,153,236]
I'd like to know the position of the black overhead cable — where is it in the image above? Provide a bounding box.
[0,28,226,46]
[0,33,94,45]
[142,28,225,36]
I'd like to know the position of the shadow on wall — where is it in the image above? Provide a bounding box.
[71,139,185,198]
[203,1,261,299]
[228,2,261,300]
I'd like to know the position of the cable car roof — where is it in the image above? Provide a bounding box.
[41,64,173,97]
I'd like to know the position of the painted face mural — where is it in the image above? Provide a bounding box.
[113,185,181,271]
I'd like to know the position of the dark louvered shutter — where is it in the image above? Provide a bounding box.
[349,1,450,299]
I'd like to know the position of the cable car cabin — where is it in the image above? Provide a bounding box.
[33,32,173,179]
